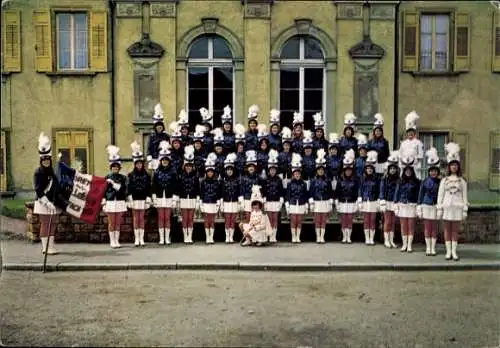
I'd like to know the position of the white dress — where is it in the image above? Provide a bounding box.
[398,138,424,179]
[103,199,127,213]
[242,211,272,243]
[313,200,331,213]
[223,201,239,213]
[337,201,357,214]
[437,175,468,221]
[265,201,282,212]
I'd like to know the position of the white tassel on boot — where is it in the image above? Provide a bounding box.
[425,237,431,255]
[430,238,437,256]
[183,228,189,244]
[346,228,352,244]
[445,241,452,260]
[384,232,391,248]
[114,231,121,248]
[165,228,171,245]
[47,236,58,255]
[139,228,145,246]
[369,229,376,245]
[134,229,140,247]
[451,241,459,261]
[400,235,408,252]
[364,229,370,245]
[109,231,116,248]
[41,237,48,254]
[341,228,347,243]
[296,228,302,243]
[158,228,165,245]
[320,228,325,244]
[389,231,397,248]
[407,235,413,252]
[315,228,321,243]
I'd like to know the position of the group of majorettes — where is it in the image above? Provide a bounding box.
[33,104,468,261]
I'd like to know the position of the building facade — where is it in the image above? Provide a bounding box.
[1,0,499,193]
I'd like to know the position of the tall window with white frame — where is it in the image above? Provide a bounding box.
[419,132,449,179]
[56,13,88,70]
[187,35,234,130]
[279,35,325,130]
[420,14,450,71]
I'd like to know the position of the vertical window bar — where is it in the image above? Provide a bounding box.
[208,37,213,60]
[70,14,75,70]
[208,67,214,115]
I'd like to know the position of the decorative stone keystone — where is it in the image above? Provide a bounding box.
[127,33,165,59]
[202,17,219,34]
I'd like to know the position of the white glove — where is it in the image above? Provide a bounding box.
[357,197,363,210]
[393,203,400,215]
[39,195,50,206]
[416,205,423,219]
[308,198,314,205]
[278,173,284,180]
[279,197,284,210]
[462,209,468,219]
[196,200,201,211]
[147,155,153,162]
[285,202,290,215]
[238,196,244,204]
[152,194,157,200]
[335,199,339,210]
[219,199,224,213]
[308,203,314,214]
[172,195,179,203]
[101,198,106,207]
[437,208,443,220]
[329,199,334,211]
[46,201,56,212]
[146,197,152,204]
[379,200,386,212]
[126,195,133,209]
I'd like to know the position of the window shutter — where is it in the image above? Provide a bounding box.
[89,11,108,72]
[33,10,53,72]
[453,13,470,72]
[489,131,500,190]
[402,11,419,72]
[2,11,22,73]
[493,12,500,72]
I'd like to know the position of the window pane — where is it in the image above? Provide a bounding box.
[280,90,299,111]
[57,14,72,69]
[188,111,202,130]
[304,90,322,111]
[420,15,432,34]
[491,149,500,174]
[304,37,324,59]
[303,111,319,130]
[280,111,294,130]
[281,37,300,59]
[188,67,209,130]
[58,148,71,166]
[188,67,209,89]
[420,33,432,70]
[74,13,88,69]
[213,89,233,114]
[188,37,209,58]
[435,33,448,71]
[213,36,232,59]
[304,68,323,89]
[435,15,449,35]
[280,68,299,89]
[213,67,233,89]
[74,147,88,173]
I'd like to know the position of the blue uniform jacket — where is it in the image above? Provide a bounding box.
[278,151,292,178]
[312,137,328,154]
[335,177,359,203]
[104,172,128,201]
[358,175,380,202]
[326,155,342,179]
[170,149,183,174]
[302,154,316,181]
[368,137,390,163]
[291,137,303,154]
[286,179,309,205]
[263,175,285,202]
[215,153,226,176]
[194,150,206,177]
[240,173,263,199]
[309,175,333,201]
[147,131,170,159]
[394,178,421,204]
[221,175,240,202]
[339,136,358,157]
[223,131,235,154]
[152,165,178,198]
[379,175,399,202]
[244,130,258,151]
[177,171,200,199]
[180,135,192,147]
[235,152,246,177]
[418,177,441,205]
[256,150,269,174]
[127,169,152,200]
[200,177,222,203]
[203,134,214,156]
[355,156,366,178]
[268,133,282,151]
[34,166,63,206]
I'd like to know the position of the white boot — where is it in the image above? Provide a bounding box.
[291,229,296,243]
[346,228,352,244]
[225,229,230,243]
[47,236,58,255]
[114,231,121,248]
[165,228,171,245]
[407,235,413,252]
[187,227,194,243]
[445,241,452,260]
[228,228,234,243]
[425,237,431,255]
[341,228,347,243]
[400,235,408,252]
[315,228,321,243]
[109,231,116,248]
[139,228,145,246]
[158,228,165,245]
[451,241,459,261]
[41,237,48,254]
[209,228,215,244]
[205,228,210,244]
[183,228,189,243]
[389,231,397,248]
[320,228,325,244]
[296,228,302,243]
[369,229,376,245]
[269,228,277,243]
[364,229,370,245]
[134,229,140,247]
[383,232,391,248]
[430,238,437,256]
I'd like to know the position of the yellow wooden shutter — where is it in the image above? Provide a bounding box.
[71,131,89,147]
[89,11,108,72]
[493,12,500,72]
[402,11,419,72]
[453,13,470,72]
[2,11,22,73]
[489,131,500,190]
[33,10,53,72]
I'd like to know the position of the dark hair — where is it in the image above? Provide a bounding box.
[363,165,375,179]
[373,127,384,138]
[446,161,462,177]
[341,166,353,179]
[251,201,263,209]
[401,166,417,181]
[343,127,354,137]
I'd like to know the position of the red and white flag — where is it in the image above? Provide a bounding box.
[65,172,107,224]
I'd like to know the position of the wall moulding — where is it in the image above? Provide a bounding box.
[116,3,142,17]
[335,3,363,20]
[150,2,176,18]
[244,3,272,19]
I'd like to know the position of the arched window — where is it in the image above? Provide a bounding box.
[187,35,234,129]
[279,35,325,130]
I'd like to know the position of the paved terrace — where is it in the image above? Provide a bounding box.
[1,240,499,272]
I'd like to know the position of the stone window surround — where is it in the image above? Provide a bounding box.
[177,17,337,128]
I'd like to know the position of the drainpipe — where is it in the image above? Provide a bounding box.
[108,0,116,145]
[393,1,401,149]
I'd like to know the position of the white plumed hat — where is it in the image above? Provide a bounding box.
[205,152,217,171]
[221,105,232,124]
[387,150,399,165]
[224,153,237,168]
[344,113,357,129]
[293,112,304,126]
[329,133,340,147]
[268,149,279,168]
[193,125,206,142]
[212,128,224,146]
[106,145,121,165]
[270,109,280,125]
[250,185,264,205]
[445,142,461,164]
[248,104,260,121]
[38,132,52,158]
[281,127,292,142]
[153,103,164,124]
[200,107,213,123]
[313,112,325,129]
[177,109,189,128]
[130,141,144,163]
[405,111,419,131]
[342,149,355,167]
[246,150,257,166]
[400,146,417,167]
[302,130,313,148]
[169,121,181,140]
[158,141,171,160]
[291,153,302,172]
[183,145,195,165]
[234,124,246,144]
[316,149,327,168]
[426,147,440,167]
[373,113,384,129]
[257,124,268,141]
[355,133,368,149]
[365,150,378,166]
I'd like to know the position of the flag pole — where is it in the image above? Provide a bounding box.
[42,213,53,273]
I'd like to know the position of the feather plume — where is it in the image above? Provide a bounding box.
[387,150,399,163]
[212,127,224,139]
[246,150,257,160]
[291,153,302,164]
[207,152,217,162]
[374,113,384,125]
[405,111,419,130]
[366,150,378,163]
[268,149,279,162]
[355,133,368,145]
[344,149,355,161]
[316,149,326,162]
[344,113,357,125]
[313,112,323,123]
[184,145,195,160]
[199,107,210,119]
[248,104,260,119]
[106,145,120,158]
[38,132,51,153]
[445,142,461,163]
[329,132,340,143]
[130,141,141,154]
[154,103,164,117]
[234,123,246,135]
[178,109,188,123]
[426,147,438,159]
[169,121,179,133]
[251,185,262,195]
[270,109,280,123]
[223,105,232,116]
[303,130,313,140]
[293,112,303,124]
[257,124,268,134]
[195,125,206,134]
[225,153,237,163]
[159,141,170,152]
[281,127,292,139]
